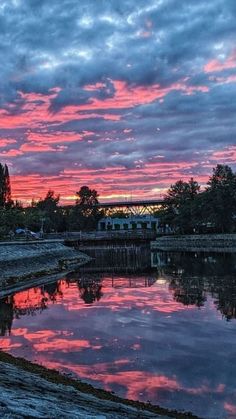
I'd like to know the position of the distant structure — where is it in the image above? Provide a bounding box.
[98,214,159,231]
[92,199,163,216]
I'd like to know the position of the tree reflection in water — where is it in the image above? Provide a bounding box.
[1,251,236,336]
[155,251,236,320]
[77,277,103,305]
[0,296,14,336]
[0,281,65,336]
[169,278,206,308]
[0,273,156,336]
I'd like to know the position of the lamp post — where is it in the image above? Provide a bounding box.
[40,217,45,238]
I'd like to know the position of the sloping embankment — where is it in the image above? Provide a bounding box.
[0,352,198,419]
[0,242,90,294]
[151,234,236,253]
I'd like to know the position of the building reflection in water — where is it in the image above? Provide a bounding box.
[1,251,236,337]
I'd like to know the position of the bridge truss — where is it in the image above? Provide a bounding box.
[92,199,163,216]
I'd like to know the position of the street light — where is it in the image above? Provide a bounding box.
[40,217,45,238]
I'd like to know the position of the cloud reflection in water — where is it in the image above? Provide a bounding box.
[0,257,236,418]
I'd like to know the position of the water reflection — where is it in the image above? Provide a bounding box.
[0,251,236,418]
[1,251,236,336]
[79,244,151,272]
[77,278,103,305]
[0,297,13,336]
[153,251,236,320]
[0,273,157,336]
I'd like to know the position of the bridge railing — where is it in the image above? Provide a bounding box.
[46,230,157,241]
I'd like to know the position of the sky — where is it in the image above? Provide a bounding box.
[0,0,236,204]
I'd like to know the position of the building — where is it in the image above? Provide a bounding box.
[98,214,159,231]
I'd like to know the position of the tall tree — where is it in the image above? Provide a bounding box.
[37,190,60,212]
[204,164,236,232]
[69,186,100,231]
[208,164,235,189]
[164,178,200,210]
[76,186,99,208]
[0,163,12,207]
[35,190,62,232]
[161,178,200,233]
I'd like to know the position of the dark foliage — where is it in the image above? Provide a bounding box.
[0,163,12,208]
[0,163,236,237]
[158,165,236,233]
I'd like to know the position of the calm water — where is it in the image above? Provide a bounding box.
[1,248,236,418]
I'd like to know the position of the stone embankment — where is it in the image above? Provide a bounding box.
[0,242,90,294]
[0,360,158,418]
[0,352,197,419]
[151,234,236,253]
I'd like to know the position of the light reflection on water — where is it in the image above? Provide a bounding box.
[0,250,236,418]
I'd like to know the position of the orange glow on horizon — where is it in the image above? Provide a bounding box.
[9,160,211,204]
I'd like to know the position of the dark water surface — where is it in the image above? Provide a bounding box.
[1,248,236,418]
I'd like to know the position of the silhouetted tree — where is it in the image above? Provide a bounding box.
[36,190,63,232]
[37,190,60,212]
[69,186,101,231]
[0,163,12,207]
[76,186,98,207]
[161,178,200,233]
[0,205,25,237]
[203,164,236,232]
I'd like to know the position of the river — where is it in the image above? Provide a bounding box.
[0,247,236,418]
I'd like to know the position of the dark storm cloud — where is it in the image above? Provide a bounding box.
[1,0,234,99]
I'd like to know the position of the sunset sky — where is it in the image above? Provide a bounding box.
[0,0,236,204]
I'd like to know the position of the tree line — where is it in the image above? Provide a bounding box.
[0,162,236,237]
[0,164,100,237]
[159,164,236,233]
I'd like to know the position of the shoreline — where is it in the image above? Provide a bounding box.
[0,351,199,419]
[0,242,90,294]
[151,233,236,253]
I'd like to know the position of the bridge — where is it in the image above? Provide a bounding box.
[92,199,163,215]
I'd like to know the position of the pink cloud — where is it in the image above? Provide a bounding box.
[204,50,236,73]
[209,74,236,84]
[84,82,107,91]
[0,79,208,133]
[20,142,56,153]
[33,338,92,353]
[0,148,23,157]
[34,358,226,405]
[27,131,83,144]
[79,80,208,111]
[211,146,236,163]
[0,338,22,350]
[0,87,121,130]
[9,159,209,204]
[224,402,236,415]
[0,138,17,148]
